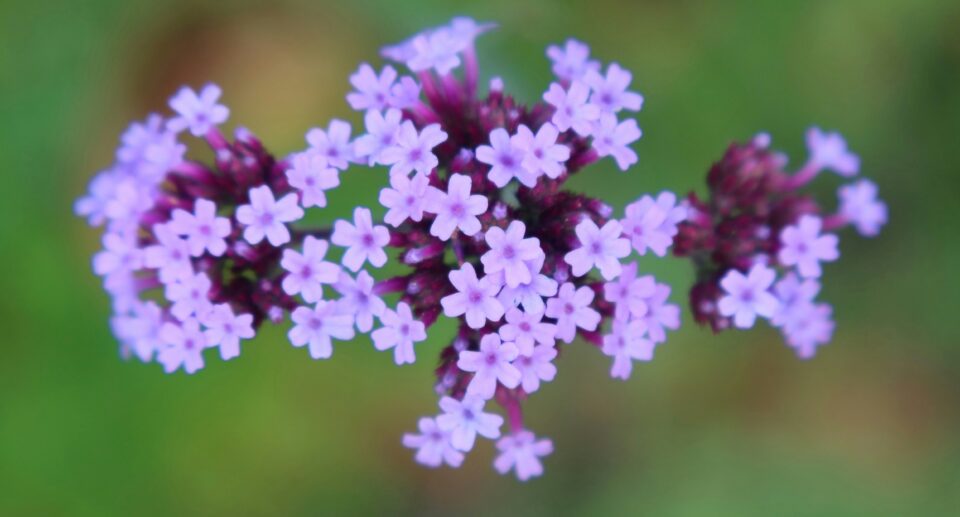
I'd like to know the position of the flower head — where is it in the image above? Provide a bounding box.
[201,304,254,361]
[564,219,630,280]
[425,173,488,240]
[372,302,425,365]
[306,119,355,170]
[839,180,887,237]
[379,171,431,227]
[584,63,644,113]
[379,121,447,177]
[718,264,780,329]
[346,63,398,113]
[280,236,341,303]
[514,123,570,180]
[543,81,600,136]
[457,333,521,399]
[167,84,229,137]
[481,220,543,288]
[331,207,391,271]
[494,430,553,482]
[157,318,208,374]
[602,319,654,380]
[436,395,503,452]
[590,113,641,170]
[236,186,304,247]
[545,282,601,343]
[288,301,356,360]
[441,263,504,329]
[806,127,859,177]
[286,151,340,209]
[402,417,465,468]
[335,270,387,333]
[546,39,599,81]
[778,215,839,278]
[168,199,232,257]
[477,128,537,188]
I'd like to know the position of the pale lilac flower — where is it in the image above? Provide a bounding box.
[144,223,194,284]
[157,318,208,374]
[408,30,464,75]
[513,343,557,394]
[639,281,681,344]
[379,171,430,227]
[402,417,464,468]
[167,84,229,137]
[372,301,425,365]
[782,303,834,359]
[164,271,212,321]
[436,395,503,452]
[440,263,504,329]
[602,319,654,380]
[389,77,422,109]
[603,262,656,320]
[481,220,543,288]
[235,186,304,247]
[718,264,780,329]
[379,121,447,177]
[168,198,231,257]
[546,39,600,82]
[117,114,186,182]
[497,257,559,315]
[74,169,122,227]
[288,301,356,360]
[564,219,631,280]
[306,119,355,170]
[346,63,397,112]
[331,207,391,271]
[286,151,340,208]
[621,192,686,256]
[201,304,254,361]
[353,108,403,165]
[591,113,642,171]
[425,173,488,240]
[778,215,839,278]
[806,127,859,177]
[584,63,644,113]
[280,236,341,303]
[499,307,556,356]
[104,179,153,225]
[110,300,163,362]
[494,430,553,482]
[476,128,537,188]
[543,81,600,136]
[545,282,601,343]
[514,123,570,179]
[771,273,821,328]
[93,230,143,281]
[839,179,888,237]
[458,334,521,399]
[335,270,387,333]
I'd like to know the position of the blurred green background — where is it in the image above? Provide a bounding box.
[2,0,959,514]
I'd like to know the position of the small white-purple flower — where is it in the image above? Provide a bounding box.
[494,430,553,482]
[306,119,355,170]
[286,151,340,209]
[93,229,143,282]
[639,281,681,344]
[167,84,229,137]
[806,127,859,177]
[353,108,403,166]
[778,215,839,278]
[564,218,631,280]
[458,333,521,399]
[379,121,447,177]
[280,236,341,303]
[425,173,488,240]
[402,417,464,468]
[440,263,504,329]
[235,185,304,247]
[782,302,834,359]
[591,113,641,171]
[481,220,543,288]
[602,319,654,380]
[838,179,887,237]
[164,271,212,322]
[157,318,208,374]
[543,81,600,136]
[335,270,387,333]
[771,273,821,328]
[546,39,600,82]
[346,63,398,112]
[288,301,356,360]
[718,264,780,329]
[143,223,193,284]
[379,171,431,227]
[603,262,656,320]
[545,282,601,343]
[497,256,559,315]
[372,301,425,365]
[436,395,503,452]
[513,343,557,394]
[168,198,231,257]
[621,192,686,256]
[477,128,537,188]
[201,303,254,361]
[514,123,570,180]
[584,63,644,113]
[331,207,390,272]
[499,307,557,356]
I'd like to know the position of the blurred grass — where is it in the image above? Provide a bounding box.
[1,0,959,515]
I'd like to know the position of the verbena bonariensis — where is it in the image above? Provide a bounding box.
[75,17,884,481]
[673,132,887,358]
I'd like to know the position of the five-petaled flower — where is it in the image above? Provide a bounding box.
[331,207,391,271]
[236,185,304,247]
[717,264,780,329]
[778,215,839,278]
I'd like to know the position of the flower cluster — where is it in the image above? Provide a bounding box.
[673,130,888,358]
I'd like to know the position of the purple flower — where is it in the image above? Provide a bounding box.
[353,108,403,166]
[546,39,600,82]
[158,318,208,374]
[543,81,600,136]
[201,303,254,361]
[379,172,431,227]
[111,300,163,362]
[481,220,543,288]
[331,207,391,271]
[839,179,887,237]
[440,263,504,329]
[806,127,859,177]
[458,334,521,399]
[402,417,464,468]
[771,273,821,328]
[335,270,387,333]
[584,63,644,113]
[436,395,503,452]
[564,219,631,280]
[778,215,839,278]
[280,236,341,303]
[390,77,422,109]
[346,63,398,112]
[545,282,601,343]
[167,83,229,137]
[117,114,185,182]
[168,198,231,257]
[591,113,642,171]
[497,256,559,315]
[93,229,143,282]
[513,343,557,393]
[372,301,425,365]
[288,301,356,360]
[236,185,304,247]
[499,307,557,356]
[514,123,570,180]
[306,119,355,170]
[603,262,656,320]
[782,303,834,359]
[602,319,654,380]
[164,271,212,321]
[718,264,780,329]
[286,151,341,209]
[144,223,193,283]
[477,128,537,188]
[638,281,680,344]
[621,192,686,256]
[379,121,447,177]
[493,430,553,482]
[425,173,488,240]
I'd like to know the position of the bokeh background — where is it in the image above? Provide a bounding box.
[2,0,959,514]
